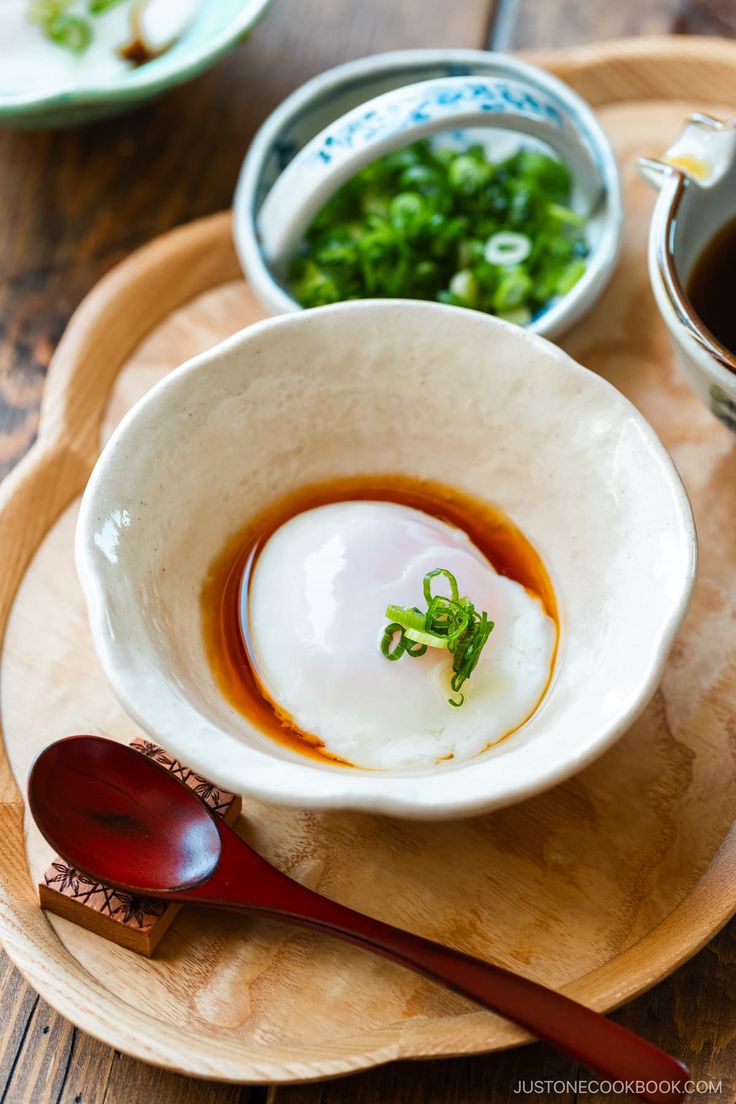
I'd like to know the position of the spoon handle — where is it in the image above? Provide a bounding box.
[274,898,685,1104]
[200,827,688,1104]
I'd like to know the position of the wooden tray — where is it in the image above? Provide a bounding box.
[1,36,736,1085]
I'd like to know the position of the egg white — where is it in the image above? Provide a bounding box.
[246,501,556,770]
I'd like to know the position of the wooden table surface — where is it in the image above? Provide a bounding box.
[2,2,736,1102]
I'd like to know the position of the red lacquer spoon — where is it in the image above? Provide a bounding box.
[28,736,687,1103]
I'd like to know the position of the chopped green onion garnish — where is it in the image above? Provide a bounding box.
[381,568,494,707]
[88,0,126,10]
[28,0,127,54]
[484,231,532,266]
[380,623,406,661]
[385,604,427,633]
[27,0,69,26]
[384,605,450,648]
[290,141,589,320]
[403,625,449,649]
[498,305,533,327]
[423,567,460,604]
[47,12,92,52]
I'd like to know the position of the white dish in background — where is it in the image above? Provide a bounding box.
[0,0,272,127]
[75,300,696,819]
[233,49,623,339]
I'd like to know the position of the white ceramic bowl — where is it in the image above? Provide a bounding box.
[233,49,622,340]
[76,301,696,819]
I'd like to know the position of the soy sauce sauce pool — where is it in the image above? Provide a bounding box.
[200,477,559,767]
[687,215,736,360]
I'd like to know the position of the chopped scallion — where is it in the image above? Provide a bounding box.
[484,231,532,267]
[290,141,589,321]
[381,568,494,707]
[380,623,406,661]
[47,12,92,52]
[28,0,129,55]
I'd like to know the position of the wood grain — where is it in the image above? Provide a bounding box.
[4,1003,76,1104]
[2,4,736,1104]
[267,921,736,1103]
[0,0,496,483]
[0,953,39,1092]
[2,189,732,1068]
[493,0,728,49]
[2,48,736,1097]
[674,0,736,35]
[100,1059,256,1104]
[0,4,498,1098]
[56,1031,114,1104]
[0,994,263,1104]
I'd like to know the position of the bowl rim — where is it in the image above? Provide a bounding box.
[76,299,697,818]
[0,0,272,118]
[644,158,736,397]
[232,47,623,341]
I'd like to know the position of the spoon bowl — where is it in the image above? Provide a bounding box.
[28,735,688,1104]
[28,736,220,894]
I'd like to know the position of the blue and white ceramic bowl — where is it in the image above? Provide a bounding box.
[0,0,272,128]
[233,49,623,339]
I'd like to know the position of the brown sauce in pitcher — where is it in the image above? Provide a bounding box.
[687,216,736,360]
[200,476,559,765]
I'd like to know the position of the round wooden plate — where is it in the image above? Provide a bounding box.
[1,36,736,1084]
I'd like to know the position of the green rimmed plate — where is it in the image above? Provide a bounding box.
[0,0,272,128]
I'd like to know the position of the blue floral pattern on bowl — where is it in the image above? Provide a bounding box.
[311,79,564,165]
[234,48,622,339]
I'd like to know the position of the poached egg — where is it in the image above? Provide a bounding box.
[246,501,555,770]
